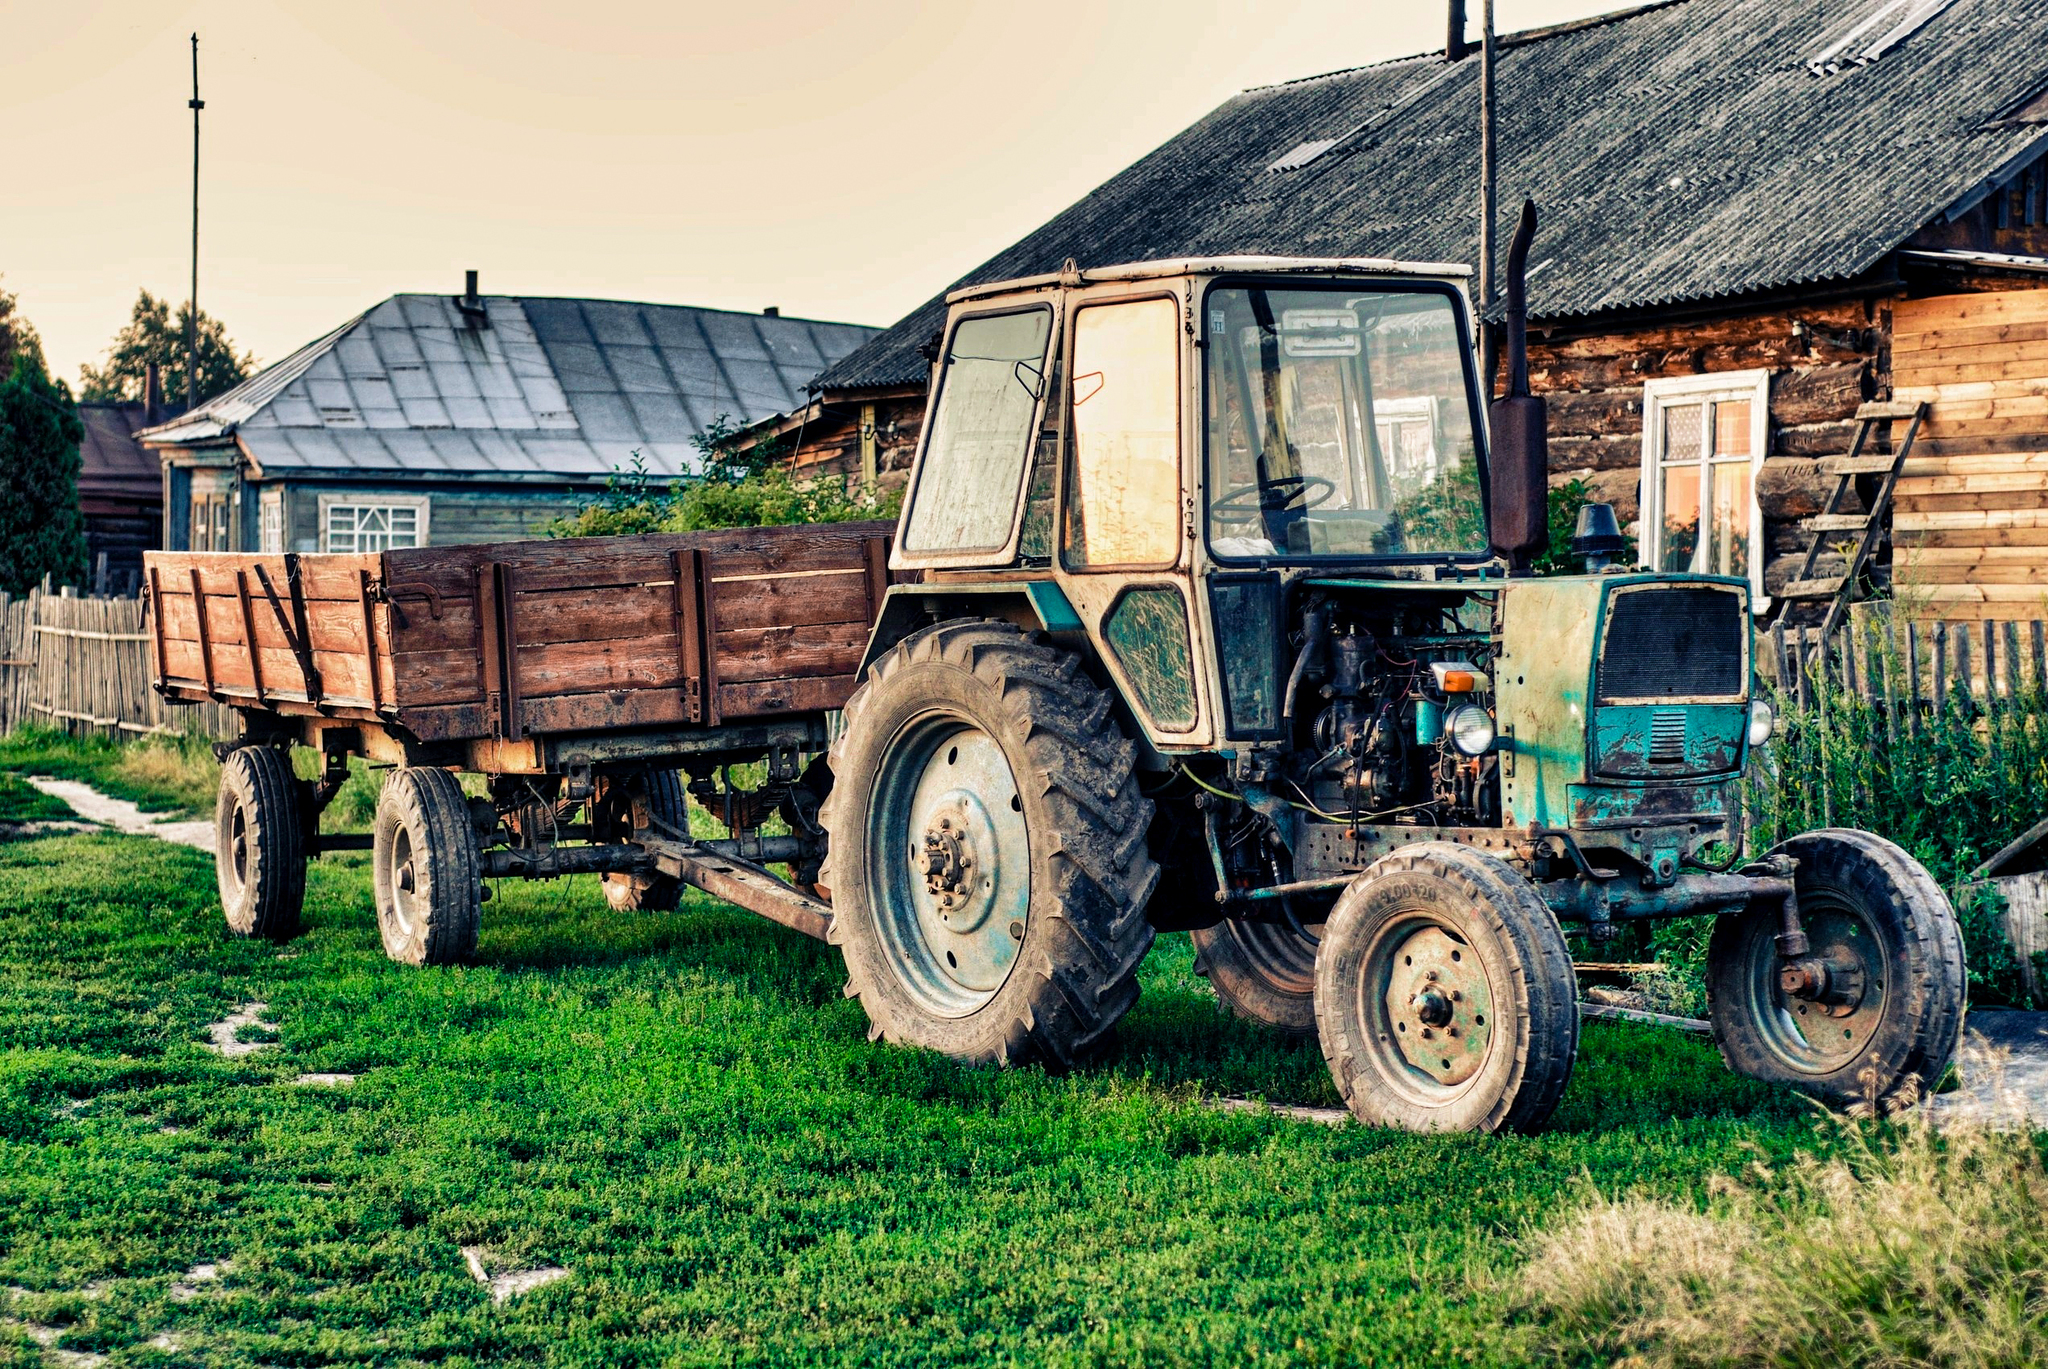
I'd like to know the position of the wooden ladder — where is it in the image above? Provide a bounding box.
[1779,399,1929,639]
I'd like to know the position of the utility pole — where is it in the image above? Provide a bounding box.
[1477,0,1499,397]
[187,32,203,412]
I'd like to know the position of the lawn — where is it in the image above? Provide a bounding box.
[0,806,1835,1369]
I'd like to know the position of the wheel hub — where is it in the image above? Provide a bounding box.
[914,794,1002,933]
[1382,925,1492,1086]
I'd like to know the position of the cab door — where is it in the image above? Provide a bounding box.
[1053,287,1212,748]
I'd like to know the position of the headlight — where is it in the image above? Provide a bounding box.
[1446,703,1496,756]
[1748,698,1775,748]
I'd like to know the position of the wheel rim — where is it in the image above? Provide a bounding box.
[227,801,250,895]
[388,824,419,941]
[866,713,1030,1017]
[1355,914,1497,1105]
[1739,894,1888,1075]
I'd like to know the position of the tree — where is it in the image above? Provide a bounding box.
[0,351,86,593]
[0,277,43,379]
[78,289,255,409]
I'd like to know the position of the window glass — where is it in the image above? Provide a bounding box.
[900,309,1052,555]
[325,502,424,553]
[1205,285,1483,560]
[1101,587,1197,731]
[1066,298,1181,568]
[259,492,284,554]
[1646,386,1761,588]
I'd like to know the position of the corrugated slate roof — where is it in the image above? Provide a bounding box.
[142,295,877,478]
[77,403,163,501]
[818,0,2048,392]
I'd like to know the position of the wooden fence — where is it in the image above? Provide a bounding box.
[1770,610,2048,714]
[0,588,234,740]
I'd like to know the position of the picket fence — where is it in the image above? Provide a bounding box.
[1771,611,2048,715]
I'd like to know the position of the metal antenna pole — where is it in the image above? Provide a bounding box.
[187,33,203,410]
[1477,0,1499,395]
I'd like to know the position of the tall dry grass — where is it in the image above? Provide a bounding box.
[1513,1052,2048,1368]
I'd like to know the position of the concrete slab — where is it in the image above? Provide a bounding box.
[20,778,212,850]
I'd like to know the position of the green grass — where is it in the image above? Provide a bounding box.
[0,826,1835,1368]
[0,772,77,825]
[0,725,219,818]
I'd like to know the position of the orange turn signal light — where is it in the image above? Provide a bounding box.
[1439,670,1477,693]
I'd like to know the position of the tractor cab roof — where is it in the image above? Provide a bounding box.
[944,256,1473,306]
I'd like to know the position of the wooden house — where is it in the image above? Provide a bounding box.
[140,278,876,555]
[780,0,2048,623]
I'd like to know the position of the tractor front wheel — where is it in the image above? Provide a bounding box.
[1706,829,1964,1115]
[1314,844,1578,1133]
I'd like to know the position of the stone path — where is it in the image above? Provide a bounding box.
[20,777,212,850]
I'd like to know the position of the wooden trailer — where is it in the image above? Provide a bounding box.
[144,521,902,961]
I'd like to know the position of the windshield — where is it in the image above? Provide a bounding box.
[1203,283,1485,561]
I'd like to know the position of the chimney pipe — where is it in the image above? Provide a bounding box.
[464,269,479,306]
[143,362,162,424]
[763,306,779,318]
[1447,0,1469,61]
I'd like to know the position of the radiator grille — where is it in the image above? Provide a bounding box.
[1598,588,1744,701]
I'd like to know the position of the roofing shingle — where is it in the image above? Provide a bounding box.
[818,0,2048,392]
[142,295,879,478]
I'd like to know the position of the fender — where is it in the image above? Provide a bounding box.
[859,580,1086,675]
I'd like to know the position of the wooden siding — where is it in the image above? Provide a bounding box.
[1893,289,2048,621]
[147,521,903,743]
[787,393,926,492]
[1526,301,1880,604]
[280,482,594,553]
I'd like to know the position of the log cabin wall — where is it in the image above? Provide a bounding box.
[1893,287,2048,621]
[1525,300,1882,614]
[785,390,926,493]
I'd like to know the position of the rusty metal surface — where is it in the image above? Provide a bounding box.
[642,837,832,942]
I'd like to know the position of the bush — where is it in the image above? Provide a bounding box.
[1514,1087,2048,1368]
[549,416,898,539]
[1533,475,1637,576]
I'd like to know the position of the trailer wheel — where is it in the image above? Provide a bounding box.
[215,746,305,940]
[820,619,1158,1067]
[1315,844,1578,1134]
[594,770,687,912]
[1707,829,1964,1116]
[373,767,481,966]
[1193,916,1319,1035]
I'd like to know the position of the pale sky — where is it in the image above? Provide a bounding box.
[4,0,1620,389]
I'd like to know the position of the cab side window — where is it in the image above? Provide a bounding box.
[1063,298,1181,569]
[900,308,1052,557]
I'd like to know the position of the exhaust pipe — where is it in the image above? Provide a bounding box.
[1487,198,1547,575]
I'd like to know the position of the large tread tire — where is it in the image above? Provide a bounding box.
[596,770,687,912]
[1314,843,1578,1134]
[1193,918,1319,1036]
[820,619,1158,1068]
[373,767,481,967]
[1707,828,1965,1116]
[215,746,306,940]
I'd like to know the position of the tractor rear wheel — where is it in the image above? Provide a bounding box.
[215,746,306,940]
[372,767,481,966]
[820,620,1158,1067]
[1706,829,1964,1115]
[1193,916,1319,1035]
[1315,844,1578,1133]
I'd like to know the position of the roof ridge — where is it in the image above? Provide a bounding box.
[1240,0,1694,95]
[382,291,878,331]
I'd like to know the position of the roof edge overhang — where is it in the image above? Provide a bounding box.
[945,255,1472,305]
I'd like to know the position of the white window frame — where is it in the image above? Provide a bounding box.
[258,489,285,554]
[1639,369,1770,613]
[317,494,431,554]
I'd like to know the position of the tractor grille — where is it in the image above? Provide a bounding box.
[1650,709,1688,763]
[1597,587,1744,701]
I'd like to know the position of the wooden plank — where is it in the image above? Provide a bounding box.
[1856,400,1927,421]
[1895,378,2048,404]
[2035,620,2047,695]
[1892,317,2048,355]
[234,570,265,704]
[510,582,675,646]
[710,570,874,632]
[1807,514,1874,532]
[512,637,683,697]
[497,562,521,740]
[390,649,491,707]
[188,567,214,696]
[1819,455,1903,476]
[712,620,869,685]
[699,551,722,728]
[1780,577,1846,599]
[514,687,692,739]
[1893,337,2048,371]
[1933,623,1948,712]
[1896,491,2048,513]
[1895,291,2048,331]
[1905,619,1921,730]
[357,570,382,712]
[2006,621,2023,702]
[716,674,859,719]
[1898,472,2048,495]
[1897,508,2048,532]
[1898,544,2048,563]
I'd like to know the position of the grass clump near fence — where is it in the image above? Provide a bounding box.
[1513,1079,2048,1369]
[0,724,220,817]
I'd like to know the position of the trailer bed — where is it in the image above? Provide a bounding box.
[146,521,899,746]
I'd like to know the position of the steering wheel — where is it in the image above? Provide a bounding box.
[1210,474,1338,525]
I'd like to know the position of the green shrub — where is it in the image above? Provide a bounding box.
[1533,475,1637,576]
[549,416,899,539]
